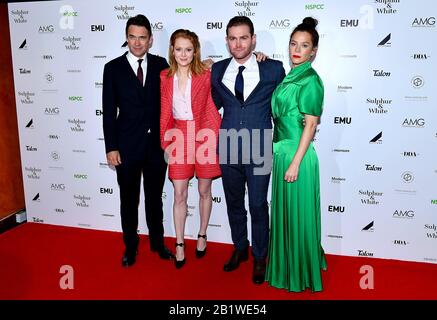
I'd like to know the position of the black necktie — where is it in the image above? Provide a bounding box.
[137,59,143,85]
[235,65,245,103]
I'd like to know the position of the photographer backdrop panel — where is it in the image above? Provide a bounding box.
[8,0,437,264]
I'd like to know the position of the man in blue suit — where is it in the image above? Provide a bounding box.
[103,14,174,267]
[211,16,285,284]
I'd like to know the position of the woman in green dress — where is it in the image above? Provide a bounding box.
[265,17,327,292]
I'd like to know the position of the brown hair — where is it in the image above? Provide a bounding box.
[290,17,319,47]
[167,29,206,77]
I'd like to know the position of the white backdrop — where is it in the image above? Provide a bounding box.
[8,0,437,264]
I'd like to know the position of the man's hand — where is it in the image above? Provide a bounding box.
[107,151,122,166]
[202,58,214,69]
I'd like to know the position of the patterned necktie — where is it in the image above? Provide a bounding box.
[234,65,245,103]
[137,59,143,85]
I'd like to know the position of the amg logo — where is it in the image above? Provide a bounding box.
[403,118,425,127]
[51,183,65,191]
[412,17,436,27]
[45,107,59,115]
[393,210,414,218]
[328,205,344,213]
[39,25,54,33]
[151,22,163,31]
[269,19,290,29]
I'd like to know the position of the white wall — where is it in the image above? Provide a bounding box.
[8,0,437,264]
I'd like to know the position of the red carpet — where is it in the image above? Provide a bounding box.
[1,222,436,300]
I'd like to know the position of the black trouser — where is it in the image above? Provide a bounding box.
[116,149,167,253]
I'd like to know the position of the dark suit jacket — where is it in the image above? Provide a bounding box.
[211,57,285,162]
[102,52,169,163]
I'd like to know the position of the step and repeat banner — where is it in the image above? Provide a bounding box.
[8,0,437,264]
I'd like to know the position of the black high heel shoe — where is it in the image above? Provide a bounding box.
[195,234,207,258]
[174,242,186,269]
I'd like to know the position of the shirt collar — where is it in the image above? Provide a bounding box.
[231,53,257,70]
[127,51,147,65]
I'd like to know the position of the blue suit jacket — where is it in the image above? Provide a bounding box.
[102,52,168,163]
[211,57,285,163]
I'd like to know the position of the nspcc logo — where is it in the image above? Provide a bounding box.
[175,8,192,13]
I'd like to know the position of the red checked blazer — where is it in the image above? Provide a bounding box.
[160,69,221,151]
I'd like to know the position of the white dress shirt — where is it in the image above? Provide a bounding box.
[126,51,147,86]
[172,74,193,120]
[222,53,260,101]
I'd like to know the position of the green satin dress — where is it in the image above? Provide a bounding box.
[265,61,327,292]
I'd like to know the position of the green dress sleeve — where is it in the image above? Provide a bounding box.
[298,74,324,117]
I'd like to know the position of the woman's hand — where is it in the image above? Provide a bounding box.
[284,162,299,183]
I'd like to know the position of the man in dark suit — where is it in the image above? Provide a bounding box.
[103,14,174,267]
[211,16,285,284]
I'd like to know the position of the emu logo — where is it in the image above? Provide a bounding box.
[328,205,344,213]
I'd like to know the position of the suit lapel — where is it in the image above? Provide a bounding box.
[162,74,174,132]
[122,52,144,90]
[144,53,153,89]
[191,73,202,117]
[218,58,236,99]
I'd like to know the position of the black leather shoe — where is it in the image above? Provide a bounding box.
[195,234,207,258]
[223,247,249,272]
[252,258,266,285]
[151,245,175,260]
[121,249,138,267]
[174,242,186,269]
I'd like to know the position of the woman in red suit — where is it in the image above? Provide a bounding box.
[160,29,221,269]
